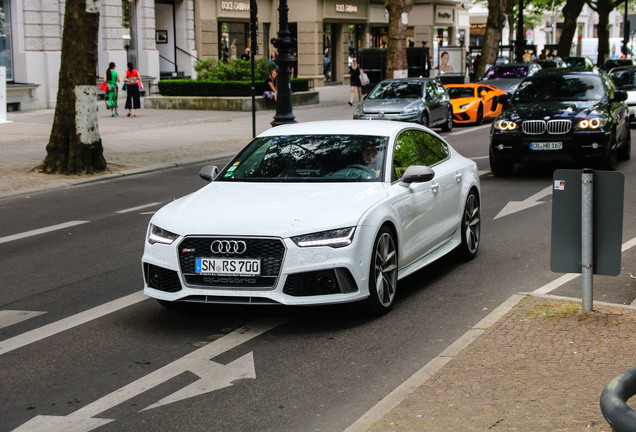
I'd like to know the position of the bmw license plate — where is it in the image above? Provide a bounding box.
[530,142,563,150]
[195,258,261,276]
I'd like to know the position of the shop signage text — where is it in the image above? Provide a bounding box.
[336,4,358,13]
[221,1,249,12]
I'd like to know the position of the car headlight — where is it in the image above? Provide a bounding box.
[148,224,179,245]
[577,117,608,129]
[291,227,356,248]
[353,107,364,117]
[494,119,517,131]
[401,107,418,115]
[459,103,472,110]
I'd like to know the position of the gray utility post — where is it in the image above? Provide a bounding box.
[551,169,624,313]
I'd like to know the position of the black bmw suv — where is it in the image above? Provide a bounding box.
[489,69,631,175]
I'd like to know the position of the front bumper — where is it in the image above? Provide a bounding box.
[141,229,377,306]
[490,129,612,165]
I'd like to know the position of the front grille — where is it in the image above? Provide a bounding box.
[547,119,571,134]
[178,237,285,289]
[144,264,182,293]
[522,119,572,135]
[522,120,546,135]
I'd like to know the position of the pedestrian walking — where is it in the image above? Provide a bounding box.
[348,57,363,106]
[103,62,120,117]
[124,63,142,117]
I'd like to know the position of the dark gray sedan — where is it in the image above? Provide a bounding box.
[353,78,454,132]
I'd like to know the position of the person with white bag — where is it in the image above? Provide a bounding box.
[348,57,365,106]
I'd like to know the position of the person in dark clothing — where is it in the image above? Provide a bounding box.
[349,57,364,106]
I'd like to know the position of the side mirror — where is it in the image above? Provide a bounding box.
[199,165,219,182]
[400,165,435,184]
[612,90,628,102]
[480,90,488,98]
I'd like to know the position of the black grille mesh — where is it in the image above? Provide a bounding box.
[144,264,182,293]
[178,237,285,289]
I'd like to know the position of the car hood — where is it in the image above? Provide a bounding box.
[361,98,419,113]
[151,182,389,237]
[503,100,605,120]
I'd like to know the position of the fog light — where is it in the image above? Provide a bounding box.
[497,144,505,150]
[592,143,599,150]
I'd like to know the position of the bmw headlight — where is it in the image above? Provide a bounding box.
[577,117,608,129]
[148,224,179,245]
[494,119,518,131]
[291,227,356,248]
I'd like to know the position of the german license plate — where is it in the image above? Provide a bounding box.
[530,142,563,150]
[195,258,261,276]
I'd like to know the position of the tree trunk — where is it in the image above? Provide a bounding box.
[385,0,408,79]
[42,0,106,175]
[476,0,507,78]
[591,0,624,66]
[557,0,586,58]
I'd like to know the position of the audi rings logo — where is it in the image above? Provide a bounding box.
[210,240,247,254]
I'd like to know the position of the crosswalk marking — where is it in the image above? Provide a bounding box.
[0,310,46,330]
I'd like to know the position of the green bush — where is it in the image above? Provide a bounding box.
[158,78,309,97]
[194,58,272,81]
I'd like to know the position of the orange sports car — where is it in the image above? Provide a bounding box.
[444,84,507,125]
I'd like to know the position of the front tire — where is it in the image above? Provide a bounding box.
[618,124,631,161]
[475,104,484,126]
[362,227,398,315]
[455,190,481,261]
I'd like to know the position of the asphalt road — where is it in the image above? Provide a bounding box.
[1,125,635,432]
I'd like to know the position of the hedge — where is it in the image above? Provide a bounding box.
[158,79,310,97]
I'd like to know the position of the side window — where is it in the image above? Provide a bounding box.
[391,130,449,182]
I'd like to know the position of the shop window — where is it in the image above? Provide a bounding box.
[219,22,249,61]
[0,0,13,81]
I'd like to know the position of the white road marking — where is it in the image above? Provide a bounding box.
[0,310,46,330]
[14,318,287,432]
[448,124,491,136]
[0,221,89,245]
[494,185,552,219]
[471,156,489,160]
[116,202,162,214]
[0,292,147,356]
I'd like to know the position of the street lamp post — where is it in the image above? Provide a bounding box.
[271,0,296,127]
[515,0,526,62]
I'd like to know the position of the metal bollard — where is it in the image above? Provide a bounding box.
[600,366,636,432]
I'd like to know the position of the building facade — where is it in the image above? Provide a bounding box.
[1,0,196,111]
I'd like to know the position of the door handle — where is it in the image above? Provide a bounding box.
[431,182,439,193]
[455,173,463,183]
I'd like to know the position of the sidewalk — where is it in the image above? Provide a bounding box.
[352,294,636,431]
[0,84,354,197]
[2,86,636,432]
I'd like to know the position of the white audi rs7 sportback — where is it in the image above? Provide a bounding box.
[142,120,480,314]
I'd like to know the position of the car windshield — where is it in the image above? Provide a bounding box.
[513,75,605,102]
[610,69,636,90]
[483,66,529,79]
[218,135,388,182]
[367,81,423,100]
[447,87,475,99]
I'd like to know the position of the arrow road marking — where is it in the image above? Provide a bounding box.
[13,317,287,432]
[494,185,552,219]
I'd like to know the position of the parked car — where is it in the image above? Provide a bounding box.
[535,57,567,69]
[563,56,595,70]
[142,120,481,314]
[353,78,454,132]
[444,83,507,125]
[478,62,542,94]
[609,65,636,124]
[603,58,636,71]
[489,69,630,175]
